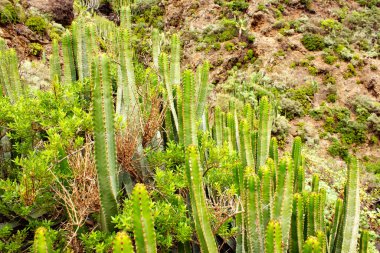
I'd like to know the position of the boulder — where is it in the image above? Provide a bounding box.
[26,0,74,26]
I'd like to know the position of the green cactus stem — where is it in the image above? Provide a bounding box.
[112,231,134,253]
[132,184,157,253]
[33,227,53,253]
[265,220,283,253]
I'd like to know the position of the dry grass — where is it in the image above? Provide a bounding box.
[52,140,100,251]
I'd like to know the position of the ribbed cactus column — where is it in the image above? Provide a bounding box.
[265,220,283,253]
[244,170,264,253]
[50,39,61,83]
[152,28,160,70]
[256,96,272,171]
[62,31,77,85]
[329,199,343,253]
[132,184,157,253]
[185,146,217,252]
[195,61,210,121]
[291,193,304,253]
[292,136,303,192]
[112,232,134,253]
[33,227,53,253]
[92,55,118,232]
[303,236,322,253]
[336,158,360,253]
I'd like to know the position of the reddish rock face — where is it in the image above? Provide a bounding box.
[26,0,74,26]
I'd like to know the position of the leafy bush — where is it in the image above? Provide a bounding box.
[25,16,47,35]
[301,33,326,51]
[29,43,43,56]
[280,97,304,119]
[225,0,249,11]
[328,138,349,160]
[0,3,18,25]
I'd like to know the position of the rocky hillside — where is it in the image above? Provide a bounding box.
[0,0,379,251]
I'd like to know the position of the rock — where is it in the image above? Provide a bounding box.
[26,0,74,26]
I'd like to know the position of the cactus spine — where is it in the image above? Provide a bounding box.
[292,136,302,192]
[291,193,304,253]
[92,55,118,232]
[303,236,322,253]
[132,184,157,253]
[112,231,134,253]
[33,227,53,253]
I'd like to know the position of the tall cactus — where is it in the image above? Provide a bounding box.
[132,184,157,253]
[50,39,61,83]
[195,61,210,121]
[33,227,53,253]
[359,230,369,253]
[62,31,77,84]
[256,96,272,170]
[92,55,118,232]
[112,231,134,253]
[292,136,303,192]
[170,34,181,86]
[290,193,304,253]
[335,158,360,253]
[152,28,160,70]
[182,70,197,147]
[185,146,217,252]
[265,220,283,253]
[244,169,264,253]
[303,236,322,253]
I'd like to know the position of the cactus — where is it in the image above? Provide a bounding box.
[215,106,223,146]
[260,165,273,230]
[269,137,278,168]
[280,157,294,250]
[33,227,53,253]
[195,61,210,121]
[185,146,217,252]
[359,230,369,253]
[112,231,134,253]
[303,236,322,253]
[132,184,157,253]
[182,70,197,147]
[0,48,22,102]
[120,6,132,32]
[159,53,179,135]
[265,220,283,253]
[170,34,181,86]
[242,120,254,167]
[292,136,302,192]
[335,158,360,253]
[312,174,320,192]
[152,28,160,69]
[256,96,272,170]
[244,169,264,253]
[329,199,343,252]
[62,31,77,84]
[290,193,304,253]
[92,55,118,232]
[50,39,61,83]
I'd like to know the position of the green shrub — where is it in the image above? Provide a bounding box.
[225,0,249,11]
[335,44,353,61]
[0,3,18,25]
[323,53,338,65]
[29,43,43,56]
[25,16,47,35]
[225,41,235,51]
[343,63,356,79]
[301,34,326,51]
[300,0,313,10]
[328,138,349,160]
[320,18,342,31]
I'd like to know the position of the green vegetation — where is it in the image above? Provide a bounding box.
[0,0,378,252]
[25,16,47,35]
[301,33,326,51]
[0,3,18,25]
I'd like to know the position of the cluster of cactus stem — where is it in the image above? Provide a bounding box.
[3,3,363,251]
[0,38,23,102]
